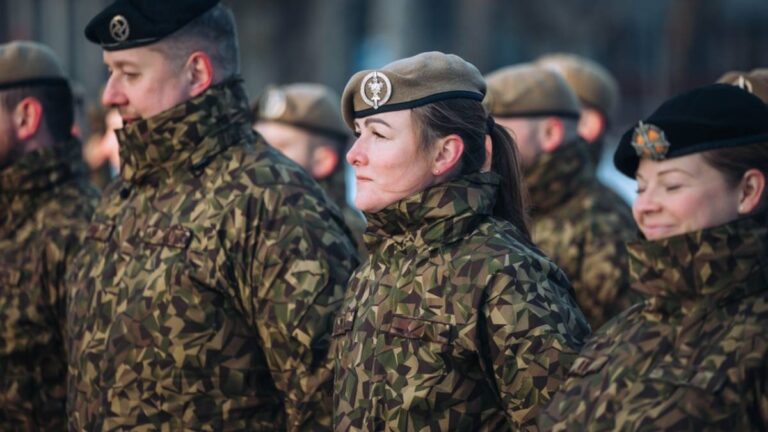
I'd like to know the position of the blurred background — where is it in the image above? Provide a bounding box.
[1,0,767,200]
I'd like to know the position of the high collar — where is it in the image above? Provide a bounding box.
[364,171,499,251]
[627,212,768,313]
[117,78,254,184]
[0,140,85,237]
[524,139,594,216]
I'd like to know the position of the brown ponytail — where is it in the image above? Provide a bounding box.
[411,99,531,240]
[488,121,531,240]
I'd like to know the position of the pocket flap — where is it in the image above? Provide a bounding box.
[386,315,454,345]
[142,225,192,249]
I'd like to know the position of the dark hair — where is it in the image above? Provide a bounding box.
[702,143,768,210]
[411,98,531,240]
[0,83,74,141]
[152,4,240,82]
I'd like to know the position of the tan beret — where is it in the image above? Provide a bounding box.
[536,53,620,120]
[255,83,348,139]
[717,69,768,104]
[341,51,485,131]
[0,41,68,90]
[484,63,581,119]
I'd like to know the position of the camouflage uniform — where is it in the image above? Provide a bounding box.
[333,172,591,431]
[0,143,97,431]
[525,139,638,328]
[318,167,367,256]
[541,212,768,431]
[67,79,360,431]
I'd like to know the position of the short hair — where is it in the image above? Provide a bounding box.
[151,4,240,82]
[0,83,74,141]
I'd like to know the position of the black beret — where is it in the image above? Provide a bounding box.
[614,84,768,177]
[84,0,219,51]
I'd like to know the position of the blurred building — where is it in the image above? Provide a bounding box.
[2,0,767,200]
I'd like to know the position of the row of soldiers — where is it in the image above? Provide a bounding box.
[1,0,767,430]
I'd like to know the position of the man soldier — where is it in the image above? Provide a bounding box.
[68,1,359,430]
[0,41,98,430]
[537,53,620,168]
[253,84,366,253]
[485,64,637,329]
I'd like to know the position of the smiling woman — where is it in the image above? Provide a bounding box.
[332,51,590,431]
[541,84,768,431]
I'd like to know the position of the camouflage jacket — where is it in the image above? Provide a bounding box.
[332,172,591,431]
[67,79,360,431]
[0,143,97,431]
[525,140,638,329]
[319,168,367,257]
[541,213,768,431]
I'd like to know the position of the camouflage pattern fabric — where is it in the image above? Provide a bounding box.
[318,167,367,257]
[67,79,360,431]
[540,212,768,431]
[525,139,639,329]
[333,172,591,431]
[0,142,97,431]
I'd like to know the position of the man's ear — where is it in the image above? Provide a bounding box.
[737,168,766,214]
[539,117,565,153]
[577,108,606,144]
[13,97,44,140]
[311,144,339,179]
[432,134,464,177]
[186,51,214,97]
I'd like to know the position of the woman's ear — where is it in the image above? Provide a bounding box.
[431,134,464,177]
[737,168,766,214]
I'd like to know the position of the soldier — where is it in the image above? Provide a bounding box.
[0,41,98,430]
[485,64,638,329]
[68,1,359,430]
[541,84,768,430]
[333,51,590,431]
[253,83,367,253]
[536,53,620,167]
[717,69,768,103]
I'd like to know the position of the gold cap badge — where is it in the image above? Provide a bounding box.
[631,121,670,160]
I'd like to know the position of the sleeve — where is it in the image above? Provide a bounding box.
[479,266,586,431]
[244,185,360,431]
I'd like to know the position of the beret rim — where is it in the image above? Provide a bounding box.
[353,90,484,120]
[0,77,69,91]
[614,132,768,177]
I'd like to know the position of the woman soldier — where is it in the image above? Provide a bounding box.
[332,51,591,431]
[540,84,768,431]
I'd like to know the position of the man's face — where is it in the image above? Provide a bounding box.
[0,102,20,168]
[254,121,315,170]
[495,117,542,169]
[101,46,193,125]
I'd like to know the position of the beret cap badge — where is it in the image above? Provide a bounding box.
[360,71,392,110]
[109,15,130,42]
[631,121,670,160]
[259,87,288,119]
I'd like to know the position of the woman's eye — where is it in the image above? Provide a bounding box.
[372,131,385,139]
[664,185,682,192]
